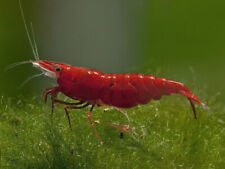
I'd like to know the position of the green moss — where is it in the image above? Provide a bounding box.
[0,95,224,169]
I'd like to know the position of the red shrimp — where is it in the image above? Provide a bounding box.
[30,60,207,142]
[15,0,208,142]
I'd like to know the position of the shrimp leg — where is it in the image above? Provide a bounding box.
[87,104,102,142]
[41,87,58,100]
[42,87,83,113]
[52,97,85,128]
[115,107,130,121]
[42,87,87,128]
[53,99,84,106]
[64,103,90,130]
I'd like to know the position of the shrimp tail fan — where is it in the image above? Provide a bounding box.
[165,79,209,118]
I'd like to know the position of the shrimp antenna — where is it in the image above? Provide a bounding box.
[30,22,39,58]
[19,72,44,89]
[19,0,39,60]
[4,60,32,72]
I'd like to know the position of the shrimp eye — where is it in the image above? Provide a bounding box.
[55,67,61,72]
[53,65,61,72]
[52,65,61,72]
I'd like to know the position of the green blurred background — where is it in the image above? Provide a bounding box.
[1,0,225,102]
